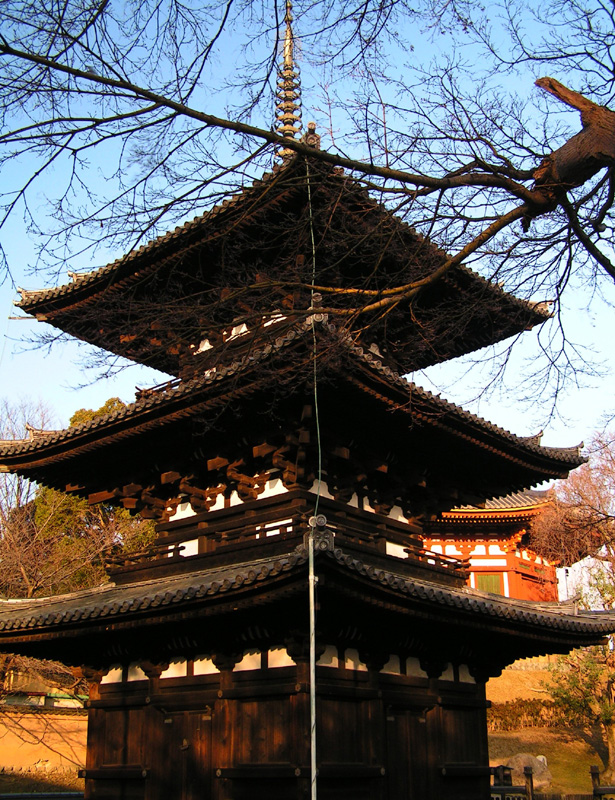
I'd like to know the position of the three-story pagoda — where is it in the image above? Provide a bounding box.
[1,12,613,799]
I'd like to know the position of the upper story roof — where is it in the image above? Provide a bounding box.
[15,156,550,377]
[423,489,557,543]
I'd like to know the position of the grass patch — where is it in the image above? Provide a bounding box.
[489,725,606,795]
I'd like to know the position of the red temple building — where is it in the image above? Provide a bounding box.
[423,490,559,601]
[0,13,612,800]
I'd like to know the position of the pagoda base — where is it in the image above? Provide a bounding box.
[82,661,490,800]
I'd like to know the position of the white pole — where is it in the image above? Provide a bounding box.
[308,522,317,800]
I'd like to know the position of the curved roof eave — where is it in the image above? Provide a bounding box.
[0,543,611,644]
[0,321,585,482]
[15,159,549,331]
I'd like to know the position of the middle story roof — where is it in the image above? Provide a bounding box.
[0,318,584,521]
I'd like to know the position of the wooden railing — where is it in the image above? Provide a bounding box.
[108,490,468,586]
[491,765,534,800]
[591,765,615,798]
[490,764,615,799]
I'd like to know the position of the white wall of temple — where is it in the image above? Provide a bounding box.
[169,501,197,521]
[165,478,420,559]
[468,558,507,567]
[99,647,475,683]
[426,540,509,560]
[255,518,294,538]
[260,477,287,498]
[168,477,417,524]
[385,542,408,559]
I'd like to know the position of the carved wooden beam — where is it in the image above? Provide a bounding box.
[161,471,182,485]
[88,489,119,504]
[252,442,277,459]
[179,476,226,511]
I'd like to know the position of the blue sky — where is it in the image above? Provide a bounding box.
[1,2,615,451]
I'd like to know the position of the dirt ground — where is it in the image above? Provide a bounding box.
[0,770,85,793]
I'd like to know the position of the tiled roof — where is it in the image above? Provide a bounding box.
[0,542,611,638]
[0,319,584,470]
[0,549,305,633]
[15,160,548,326]
[451,490,552,513]
[484,490,550,509]
[15,169,281,308]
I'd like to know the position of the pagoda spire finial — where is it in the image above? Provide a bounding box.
[275,0,302,160]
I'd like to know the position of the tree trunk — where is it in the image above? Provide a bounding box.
[601,720,615,784]
[524,78,615,226]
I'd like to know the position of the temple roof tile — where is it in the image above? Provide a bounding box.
[0,542,611,640]
[0,321,585,473]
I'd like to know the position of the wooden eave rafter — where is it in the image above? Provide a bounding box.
[346,361,581,482]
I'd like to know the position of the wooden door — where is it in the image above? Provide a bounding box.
[149,709,212,800]
[385,709,430,799]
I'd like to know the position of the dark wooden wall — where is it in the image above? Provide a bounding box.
[82,663,490,800]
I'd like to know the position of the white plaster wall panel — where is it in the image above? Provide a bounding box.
[193,657,219,675]
[317,645,339,667]
[168,502,197,521]
[268,648,296,668]
[385,541,407,559]
[344,649,367,671]
[405,657,428,678]
[234,650,262,671]
[381,655,401,674]
[127,663,148,682]
[160,658,188,679]
[101,665,123,684]
[458,664,476,683]
[261,478,287,498]
[179,539,199,557]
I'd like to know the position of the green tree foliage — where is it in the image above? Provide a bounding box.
[0,398,155,599]
[69,397,126,427]
[546,646,615,781]
[1,484,154,598]
[0,397,155,704]
[548,648,615,726]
